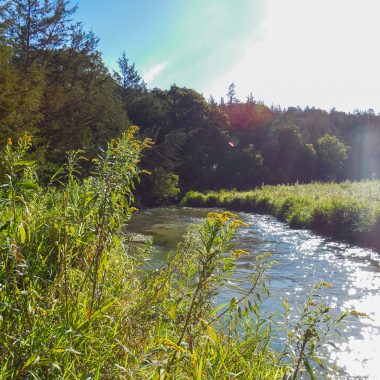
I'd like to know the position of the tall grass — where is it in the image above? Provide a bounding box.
[0,134,355,379]
[182,182,380,249]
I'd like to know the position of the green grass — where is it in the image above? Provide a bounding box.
[182,181,380,249]
[0,134,355,379]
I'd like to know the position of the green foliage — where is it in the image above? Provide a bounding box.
[182,181,380,249]
[3,0,77,70]
[316,134,349,181]
[0,135,351,379]
[0,44,44,145]
[1,2,130,181]
[113,51,146,105]
[0,129,151,378]
[139,167,180,206]
[1,0,380,204]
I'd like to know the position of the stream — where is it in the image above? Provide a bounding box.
[127,207,380,379]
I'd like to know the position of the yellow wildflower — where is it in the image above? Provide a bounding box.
[25,133,32,145]
[221,211,237,219]
[350,310,370,319]
[190,352,197,367]
[18,133,32,147]
[126,125,139,138]
[207,212,223,224]
[230,219,249,229]
[232,249,250,258]
[161,338,185,352]
[7,137,12,146]
[208,211,238,225]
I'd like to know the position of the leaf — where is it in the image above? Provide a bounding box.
[208,303,227,317]
[36,357,51,366]
[335,311,348,323]
[66,348,82,355]
[113,235,121,248]
[327,341,340,350]
[76,300,116,329]
[19,224,26,244]
[169,298,182,321]
[97,253,109,284]
[49,167,64,183]
[94,364,101,380]
[16,181,39,191]
[13,160,35,167]
[51,347,66,353]
[207,325,218,342]
[196,356,203,380]
[22,354,39,370]
[84,192,97,208]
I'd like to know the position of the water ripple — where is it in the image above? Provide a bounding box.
[128,207,380,379]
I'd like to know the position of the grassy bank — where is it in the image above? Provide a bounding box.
[182,181,380,250]
[0,134,354,379]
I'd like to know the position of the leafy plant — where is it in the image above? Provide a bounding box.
[0,134,351,379]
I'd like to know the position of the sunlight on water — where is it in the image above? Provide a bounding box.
[128,207,380,380]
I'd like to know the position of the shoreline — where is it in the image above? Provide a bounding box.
[181,182,380,252]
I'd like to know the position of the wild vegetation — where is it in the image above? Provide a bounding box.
[1,1,379,206]
[0,133,357,379]
[182,181,380,249]
[0,1,377,377]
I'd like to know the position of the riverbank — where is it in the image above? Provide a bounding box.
[182,181,380,251]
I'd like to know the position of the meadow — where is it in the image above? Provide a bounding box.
[0,133,354,379]
[182,181,380,250]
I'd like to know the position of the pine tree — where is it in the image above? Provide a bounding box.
[0,14,43,144]
[114,51,146,103]
[247,92,255,104]
[208,94,216,105]
[226,83,239,105]
[1,0,77,71]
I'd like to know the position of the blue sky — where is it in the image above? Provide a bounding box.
[75,0,380,112]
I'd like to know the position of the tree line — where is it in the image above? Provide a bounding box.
[1,0,379,205]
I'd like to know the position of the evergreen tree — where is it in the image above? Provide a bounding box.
[0,26,43,144]
[2,0,77,71]
[208,94,217,105]
[226,82,239,105]
[247,92,255,104]
[114,51,146,104]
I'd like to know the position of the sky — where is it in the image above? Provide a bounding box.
[75,0,380,112]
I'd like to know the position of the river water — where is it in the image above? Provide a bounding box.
[128,207,380,379]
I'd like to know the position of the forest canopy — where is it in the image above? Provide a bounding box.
[1,0,379,205]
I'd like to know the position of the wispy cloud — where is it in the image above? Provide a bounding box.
[143,62,168,84]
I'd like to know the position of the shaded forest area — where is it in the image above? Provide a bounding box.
[1,1,379,206]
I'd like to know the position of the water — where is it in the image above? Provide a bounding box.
[128,207,380,379]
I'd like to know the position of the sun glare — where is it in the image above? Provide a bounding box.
[209,0,380,112]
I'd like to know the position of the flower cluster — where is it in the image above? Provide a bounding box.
[232,249,250,258]
[207,211,237,225]
[161,338,185,353]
